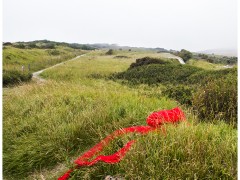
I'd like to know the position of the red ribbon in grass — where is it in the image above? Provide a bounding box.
[58,107,185,180]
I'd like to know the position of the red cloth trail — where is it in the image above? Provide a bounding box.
[58,107,185,180]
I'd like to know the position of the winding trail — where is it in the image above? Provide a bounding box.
[32,54,86,82]
[172,55,185,64]
[163,53,185,64]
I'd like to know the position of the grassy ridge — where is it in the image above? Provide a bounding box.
[3,51,237,179]
[2,46,85,86]
[3,46,84,72]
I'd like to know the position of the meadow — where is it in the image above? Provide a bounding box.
[3,50,237,179]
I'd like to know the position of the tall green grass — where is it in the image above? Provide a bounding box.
[70,122,236,179]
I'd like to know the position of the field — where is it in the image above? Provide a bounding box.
[3,50,237,179]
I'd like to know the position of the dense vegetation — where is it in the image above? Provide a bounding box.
[129,56,170,69]
[106,49,114,55]
[193,76,237,125]
[172,49,192,62]
[111,58,237,125]
[3,50,237,179]
[193,53,237,64]
[111,63,202,85]
[3,70,32,86]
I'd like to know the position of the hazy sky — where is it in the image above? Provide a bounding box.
[3,0,238,51]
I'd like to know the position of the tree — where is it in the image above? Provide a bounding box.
[178,49,192,62]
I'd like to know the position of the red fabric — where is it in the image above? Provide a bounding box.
[58,170,73,180]
[146,107,185,127]
[58,107,185,180]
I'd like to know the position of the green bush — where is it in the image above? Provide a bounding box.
[13,44,25,49]
[47,49,61,56]
[175,49,192,62]
[112,64,202,85]
[106,49,114,55]
[3,70,32,86]
[129,57,169,69]
[114,55,129,59]
[192,76,237,125]
[187,68,237,85]
[40,43,55,49]
[162,85,194,105]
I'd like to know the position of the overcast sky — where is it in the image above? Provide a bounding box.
[3,0,238,51]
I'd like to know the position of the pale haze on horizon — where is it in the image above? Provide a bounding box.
[3,0,237,52]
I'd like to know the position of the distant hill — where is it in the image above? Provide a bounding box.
[3,40,96,50]
[89,43,169,52]
[3,40,169,52]
[198,49,237,57]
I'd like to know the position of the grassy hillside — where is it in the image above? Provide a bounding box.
[3,46,85,72]
[111,56,237,125]
[3,50,237,179]
[2,44,86,86]
[187,59,224,70]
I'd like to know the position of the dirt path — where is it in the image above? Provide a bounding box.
[159,53,185,64]
[172,55,185,64]
[32,54,86,82]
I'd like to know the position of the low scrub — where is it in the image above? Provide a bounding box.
[106,49,114,55]
[3,70,32,86]
[111,60,237,125]
[192,76,237,125]
[187,68,237,85]
[129,57,169,69]
[162,85,194,105]
[112,64,202,85]
[114,55,129,59]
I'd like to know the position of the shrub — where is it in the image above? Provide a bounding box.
[162,85,194,105]
[68,43,95,50]
[13,44,25,49]
[192,76,237,125]
[3,42,12,46]
[176,49,192,62]
[47,49,61,56]
[3,70,32,86]
[40,43,55,49]
[114,55,129,59]
[187,68,237,85]
[106,49,114,55]
[129,57,169,69]
[28,43,37,48]
[112,64,202,85]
